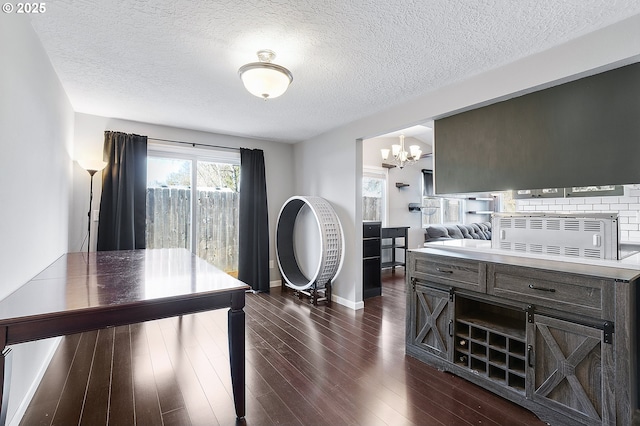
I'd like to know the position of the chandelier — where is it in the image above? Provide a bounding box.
[380,135,422,168]
[238,50,293,100]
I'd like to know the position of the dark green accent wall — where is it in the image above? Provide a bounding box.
[434,63,640,194]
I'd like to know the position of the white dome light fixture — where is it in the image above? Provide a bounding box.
[238,50,293,100]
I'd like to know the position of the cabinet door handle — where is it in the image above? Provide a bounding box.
[527,345,535,368]
[436,268,454,274]
[528,284,556,293]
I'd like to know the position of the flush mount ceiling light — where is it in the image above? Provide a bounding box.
[238,50,293,100]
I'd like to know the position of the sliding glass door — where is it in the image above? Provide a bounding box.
[146,156,192,250]
[146,146,240,275]
[195,160,240,276]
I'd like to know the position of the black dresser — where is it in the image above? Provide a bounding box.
[362,221,381,299]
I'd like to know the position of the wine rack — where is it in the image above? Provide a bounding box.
[454,298,526,394]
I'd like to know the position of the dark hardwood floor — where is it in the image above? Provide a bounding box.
[20,270,545,425]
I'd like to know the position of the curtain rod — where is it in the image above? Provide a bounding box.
[148,137,240,152]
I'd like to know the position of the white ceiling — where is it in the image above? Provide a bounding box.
[29,1,640,143]
[374,124,434,145]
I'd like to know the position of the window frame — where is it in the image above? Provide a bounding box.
[362,166,388,226]
[147,143,240,255]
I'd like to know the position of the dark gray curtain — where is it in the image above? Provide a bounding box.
[238,148,270,292]
[97,131,147,251]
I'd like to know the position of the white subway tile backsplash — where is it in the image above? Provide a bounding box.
[618,196,638,204]
[618,211,637,217]
[610,204,629,210]
[601,196,620,204]
[513,187,640,237]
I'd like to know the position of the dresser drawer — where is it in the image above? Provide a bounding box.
[363,239,380,258]
[381,227,407,238]
[488,264,609,318]
[411,255,486,292]
[363,222,381,238]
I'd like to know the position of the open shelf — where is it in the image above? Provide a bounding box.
[464,196,495,217]
[454,297,526,394]
[381,227,408,270]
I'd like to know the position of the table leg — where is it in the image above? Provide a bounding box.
[228,292,246,419]
[0,325,11,426]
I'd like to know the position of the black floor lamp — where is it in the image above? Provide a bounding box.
[79,160,108,256]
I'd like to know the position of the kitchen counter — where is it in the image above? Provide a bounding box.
[418,239,640,282]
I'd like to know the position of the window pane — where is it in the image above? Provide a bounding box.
[196,161,240,275]
[363,176,384,221]
[146,157,192,250]
[443,198,462,223]
[421,197,441,226]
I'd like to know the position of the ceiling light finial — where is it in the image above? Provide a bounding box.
[238,50,293,100]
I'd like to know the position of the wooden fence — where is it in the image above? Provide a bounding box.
[363,196,382,221]
[146,188,239,274]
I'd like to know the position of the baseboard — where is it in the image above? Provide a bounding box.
[8,337,62,426]
[332,294,364,310]
[270,279,281,288]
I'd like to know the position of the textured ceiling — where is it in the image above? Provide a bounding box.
[29,1,640,143]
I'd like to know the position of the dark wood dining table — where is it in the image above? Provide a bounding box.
[0,248,250,425]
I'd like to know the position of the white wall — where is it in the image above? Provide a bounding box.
[295,14,640,309]
[0,15,74,425]
[72,113,295,282]
[363,137,434,250]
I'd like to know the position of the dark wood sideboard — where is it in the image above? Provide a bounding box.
[406,246,640,425]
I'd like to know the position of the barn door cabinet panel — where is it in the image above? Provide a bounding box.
[527,314,615,425]
[406,281,453,362]
[406,248,639,426]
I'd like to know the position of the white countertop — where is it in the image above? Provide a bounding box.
[418,239,640,275]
